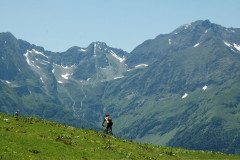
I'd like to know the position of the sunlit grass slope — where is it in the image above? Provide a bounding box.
[0,113,239,160]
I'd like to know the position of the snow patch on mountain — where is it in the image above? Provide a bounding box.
[40,77,44,83]
[233,43,240,51]
[32,49,48,58]
[57,81,63,84]
[94,44,97,57]
[182,93,188,99]
[184,24,191,29]
[61,73,71,80]
[5,81,11,84]
[223,41,239,52]
[52,63,76,82]
[24,49,50,68]
[202,85,207,91]
[114,76,124,80]
[24,50,35,67]
[224,41,232,47]
[58,64,76,69]
[126,64,148,72]
[110,50,125,62]
[79,48,87,52]
[135,64,148,68]
[169,39,171,45]
[53,63,76,70]
[194,43,200,47]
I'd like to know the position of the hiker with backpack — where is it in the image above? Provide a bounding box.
[102,113,113,134]
[14,109,19,120]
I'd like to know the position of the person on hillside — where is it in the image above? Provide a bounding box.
[102,113,113,134]
[15,109,19,120]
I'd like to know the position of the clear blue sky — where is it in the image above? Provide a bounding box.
[0,0,239,52]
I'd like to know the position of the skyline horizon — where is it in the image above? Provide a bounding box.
[2,19,238,53]
[1,0,240,52]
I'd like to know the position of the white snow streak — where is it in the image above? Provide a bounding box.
[110,50,125,62]
[24,51,35,67]
[194,43,200,47]
[135,64,148,68]
[182,93,188,99]
[61,64,75,69]
[224,41,232,47]
[233,43,240,52]
[79,48,87,52]
[32,49,48,58]
[94,44,97,56]
[5,81,11,84]
[223,41,235,52]
[40,77,44,83]
[24,49,49,67]
[224,41,240,52]
[168,39,171,45]
[53,63,75,68]
[114,76,124,80]
[57,81,63,84]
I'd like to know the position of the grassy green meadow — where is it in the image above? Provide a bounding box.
[0,113,239,160]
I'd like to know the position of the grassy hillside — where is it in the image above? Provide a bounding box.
[0,113,239,160]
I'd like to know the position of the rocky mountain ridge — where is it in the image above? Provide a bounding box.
[1,20,240,153]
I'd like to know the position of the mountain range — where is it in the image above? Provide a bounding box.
[0,20,240,154]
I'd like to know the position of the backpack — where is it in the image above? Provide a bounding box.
[105,116,113,124]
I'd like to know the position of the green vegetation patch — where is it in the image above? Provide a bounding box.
[0,113,239,159]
